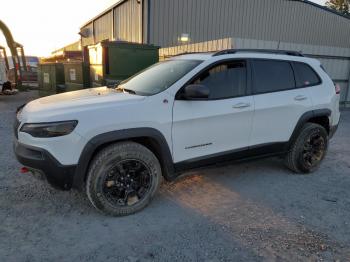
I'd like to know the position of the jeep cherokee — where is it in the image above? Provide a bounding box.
[14,49,340,216]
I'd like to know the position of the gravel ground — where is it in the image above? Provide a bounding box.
[1,91,350,261]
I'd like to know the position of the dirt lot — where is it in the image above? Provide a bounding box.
[1,91,350,261]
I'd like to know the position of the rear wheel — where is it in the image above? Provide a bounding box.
[285,123,328,174]
[86,142,162,216]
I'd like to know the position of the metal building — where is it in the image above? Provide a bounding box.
[80,0,350,105]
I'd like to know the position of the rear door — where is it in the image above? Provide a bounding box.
[249,59,313,147]
[172,60,254,163]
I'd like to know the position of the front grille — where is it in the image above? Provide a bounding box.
[14,118,20,139]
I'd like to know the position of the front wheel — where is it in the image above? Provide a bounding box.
[285,123,328,174]
[86,142,162,216]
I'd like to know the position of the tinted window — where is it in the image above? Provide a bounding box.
[293,62,321,87]
[252,60,295,94]
[193,60,247,99]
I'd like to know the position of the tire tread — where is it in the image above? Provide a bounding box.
[285,123,328,174]
[86,141,162,216]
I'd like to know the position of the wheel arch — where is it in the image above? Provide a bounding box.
[73,128,175,189]
[288,109,331,150]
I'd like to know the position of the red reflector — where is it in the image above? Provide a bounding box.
[20,167,29,173]
[335,84,341,94]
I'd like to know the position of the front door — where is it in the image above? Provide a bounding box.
[172,60,254,163]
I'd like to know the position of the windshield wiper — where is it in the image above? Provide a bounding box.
[116,87,137,95]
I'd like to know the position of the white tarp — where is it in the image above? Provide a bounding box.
[69,69,76,81]
[0,58,7,84]
[43,73,50,84]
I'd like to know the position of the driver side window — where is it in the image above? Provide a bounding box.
[192,60,247,100]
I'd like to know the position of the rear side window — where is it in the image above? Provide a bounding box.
[252,60,295,94]
[292,62,321,87]
[192,60,247,99]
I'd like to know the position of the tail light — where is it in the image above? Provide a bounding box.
[335,83,341,94]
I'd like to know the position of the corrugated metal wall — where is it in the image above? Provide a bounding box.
[159,38,233,59]
[80,0,350,103]
[94,11,113,43]
[149,0,350,49]
[81,23,94,47]
[114,0,142,43]
[80,0,142,46]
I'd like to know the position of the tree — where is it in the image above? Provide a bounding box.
[326,0,350,15]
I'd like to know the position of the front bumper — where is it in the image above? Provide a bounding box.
[14,140,76,190]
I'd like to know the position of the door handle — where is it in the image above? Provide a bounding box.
[233,103,251,109]
[294,95,307,101]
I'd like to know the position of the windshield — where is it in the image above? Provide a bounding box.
[117,59,202,96]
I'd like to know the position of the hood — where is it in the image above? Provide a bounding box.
[20,87,145,120]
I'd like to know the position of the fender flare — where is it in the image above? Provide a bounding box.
[287,108,331,149]
[73,128,175,188]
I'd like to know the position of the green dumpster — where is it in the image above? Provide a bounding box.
[38,63,64,97]
[63,62,89,92]
[88,41,159,87]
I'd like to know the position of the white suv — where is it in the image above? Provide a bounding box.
[14,49,340,216]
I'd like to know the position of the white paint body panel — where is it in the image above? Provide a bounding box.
[172,96,254,163]
[307,65,341,126]
[250,88,312,146]
[18,87,174,165]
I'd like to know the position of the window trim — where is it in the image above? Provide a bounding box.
[175,59,251,101]
[291,61,322,88]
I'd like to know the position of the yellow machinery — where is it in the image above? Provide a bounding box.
[0,19,22,88]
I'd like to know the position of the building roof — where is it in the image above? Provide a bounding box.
[51,41,81,55]
[81,0,350,30]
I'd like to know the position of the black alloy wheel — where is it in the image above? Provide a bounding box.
[103,159,153,207]
[302,131,326,169]
[285,123,329,174]
[86,142,162,216]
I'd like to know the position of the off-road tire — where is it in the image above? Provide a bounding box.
[285,123,328,174]
[86,141,162,216]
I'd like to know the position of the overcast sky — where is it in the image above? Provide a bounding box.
[0,0,327,57]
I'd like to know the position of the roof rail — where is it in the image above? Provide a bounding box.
[171,51,213,57]
[213,49,304,57]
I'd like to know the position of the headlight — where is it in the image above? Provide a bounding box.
[20,121,78,138]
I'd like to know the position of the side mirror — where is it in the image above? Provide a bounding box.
[182,84,209,100]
